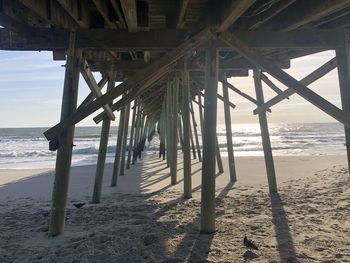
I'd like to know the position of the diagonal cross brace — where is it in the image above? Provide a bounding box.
[254,57,337,114]
[219,31,350,127]
[80,59,115,121]
[43,28,214,140]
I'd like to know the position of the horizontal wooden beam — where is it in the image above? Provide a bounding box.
[88,57,290,72]
[254,57,338,114]
[0,28,343,51]
[43,28,213,140]
[220,31,350,128]
[80,59,115,120]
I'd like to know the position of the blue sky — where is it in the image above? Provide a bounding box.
[0,50,341,128]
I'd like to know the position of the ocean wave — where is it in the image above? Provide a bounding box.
[0,150,55,158]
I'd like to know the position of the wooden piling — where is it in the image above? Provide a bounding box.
[182,62,192,198]
[49,31,81,236]
[222,79,237,182]
[126,101,137,169]
[111,99,126,186]
[190,124,197,159]
[190,101,202,162]
[92,70,116,203]
[253,68,277,193]
[170,77,179,185]
[336,30,350,174]
[132,106,141,164]
[120,101,130,175]
[200,40,218,233]
[197,92,222,172]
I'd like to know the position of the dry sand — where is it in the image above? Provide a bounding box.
[0,154,349,262]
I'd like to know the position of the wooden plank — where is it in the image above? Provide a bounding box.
[120,0,138,32]
[80,59,115,121]
[222,77,237,182]
[218,0,256,32]
[254,57,337,114]
[176,0,189,29]
[92,70,116,204]
[182,62,192,198]
[245,0,296,30]
[281,0,350,32]
[0,28,343,51]
[48,31,81,236]
[190,100,202,162]
[77,75,108,110]
[261,73,285,95]
[43,28,213,141]
[253,68,277,193]
[220,31,350,128]
[336,29,350,175]
[200,40,218,234]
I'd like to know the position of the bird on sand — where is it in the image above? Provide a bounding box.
[244,236,259,250]
[73,202,86,209]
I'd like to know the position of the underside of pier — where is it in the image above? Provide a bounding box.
[1,0,350,236]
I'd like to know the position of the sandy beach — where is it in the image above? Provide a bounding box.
[0,154,349,262]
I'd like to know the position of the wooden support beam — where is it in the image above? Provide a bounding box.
[215,137,224,174]
[281,0,350,32]
[182,62,192,198]
[261,73,285,96]
[92,70,116,204]
[176,0,189,29]
[48,31,81,236]
[244,0,296,30]
[171,77,179,185]
[254,57,337,114]
[222,77,237,182]
[220,31,350,128]
[200,40,218,234]
[218,0,256,32]
[253,68,277,193]
[0,28,343,51]
[120,101,131,175]
[190,123,197,159]
[77,75,108,110]
[80,59,115,121]
[132,106,141,164]
[190,101,202,162]
[43,28,213,141]
[336,29,350,175]
[111,95,126,187]
[126,101,137,169]
[120,0,138,32]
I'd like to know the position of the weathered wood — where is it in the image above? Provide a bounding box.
[80,59,115,121]
[92,70,116,204]
[132,106,141,164]
[222,78,237,182]
[120,101,131,175]
[126,101,137,169]
[182,62,192,198]
[190,124,197,159]
[218,0,256,32]
[0,28,343,51]
[220,31,350,128]
[336,29,350,175]
[120,0,138,32]
[48,31,81,236]
[261,73,285,96]
[176,0,190,29]
[200,40,218,233]
[178,116,184,149]
[190,101,202,162]
[77,75,108,110]
[253,68,277,193]
[171,77,179,185]
[111,98,126,186]
[216,137,224,174]
[254,57,337,114]
[281,0,350,32]
[44,28,213,141]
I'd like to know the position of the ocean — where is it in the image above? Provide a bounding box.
[0,122,347,169]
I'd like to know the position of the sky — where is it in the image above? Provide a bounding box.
[0,50,341,128]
